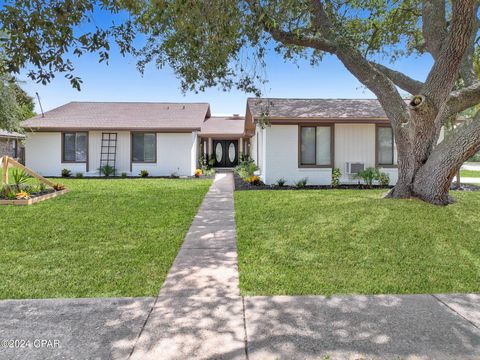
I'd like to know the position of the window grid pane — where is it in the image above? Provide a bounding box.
[143,134,156,162]
[316,126,331,166]
[378,127,394,165]
[301,127,316,165]
[132,134,145,162]
[75,133,87,162]
[64,133,76,161]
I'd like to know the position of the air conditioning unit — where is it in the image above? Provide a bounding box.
[345,162,365,175]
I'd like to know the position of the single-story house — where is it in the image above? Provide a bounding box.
[21,98,437,184]
[21,102,252,177]
[0,130,25,161]
[247,98,411,186]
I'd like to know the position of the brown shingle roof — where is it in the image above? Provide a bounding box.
[199,116,246,138]
[22,102,211,131]
[247,98,389,119]
[0,130,24,138]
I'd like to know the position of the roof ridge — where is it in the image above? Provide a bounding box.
[68,101,210,105]
[247,97,381,101]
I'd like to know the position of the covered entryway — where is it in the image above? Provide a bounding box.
[213,140,238,167]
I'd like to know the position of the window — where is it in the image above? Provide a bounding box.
[377,126,394,166]
[299,125,332,167]
[63,132,87,162]
[132,133,156,162]
[12,139,17,158]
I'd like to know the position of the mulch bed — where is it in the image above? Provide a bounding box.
[235,175,480,192]
[234,174,392,191]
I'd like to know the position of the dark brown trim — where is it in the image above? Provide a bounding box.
[375,124,396,168]
[61,132,88,166]
[298,124,334,168]
[267,118,390,125]
[131,132,157,164]
[25,127,199,133]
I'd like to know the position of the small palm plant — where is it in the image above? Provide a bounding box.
[99,165,116,177]
[11,169,31,191]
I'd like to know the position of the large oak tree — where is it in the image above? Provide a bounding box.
[2,0,479,204]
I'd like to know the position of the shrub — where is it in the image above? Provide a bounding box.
[61,168,72,178]
[356,167,378,187]
[140,170,149,178]
[204,168,216,177]
[245,175,262,185]
[195,169,202,178]
[99,165,115,177]
[38,182,47,193]
[332,168,341,188]
[11,169,31,189]
[377,171,390,187]
[296,178,308,188]
[235,158,258,180]
[6,190,17,200]
[53,183,65,191]
[276,178,286,187]
[75,172,84,178]
[1,185,15,199]
[121,172,128,178]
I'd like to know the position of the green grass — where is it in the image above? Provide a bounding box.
[0,178,211,299]
[235,190,480,296]
[460,169,480,178]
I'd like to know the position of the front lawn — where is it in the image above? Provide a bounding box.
[235,190,480,296]
[461,169,480,178]
[1,178,211,299]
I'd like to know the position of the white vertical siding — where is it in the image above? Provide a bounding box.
[88,131,131,175]
[131,132,195,176]
[334,124,376,183]
[24,132,86,176]
[191,132,198,175]
[262,125,331,185]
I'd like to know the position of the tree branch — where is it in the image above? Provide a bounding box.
[370,62,424,94]
[267,27,336,53]
[422,0,447,59]
[459,3,480,86]
[422,0,475,109]
[446,81,480,117]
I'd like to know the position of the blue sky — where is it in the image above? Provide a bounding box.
[17,9,434,116]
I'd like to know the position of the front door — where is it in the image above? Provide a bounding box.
[213,140,238,167]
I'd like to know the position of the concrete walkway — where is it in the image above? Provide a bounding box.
[129,172,246,360]
[1,172,480,359]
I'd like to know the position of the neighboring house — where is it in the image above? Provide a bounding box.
[21,98,440,183]
[246,98,406,185]
[0,130,25,161]
[21,102,252,177]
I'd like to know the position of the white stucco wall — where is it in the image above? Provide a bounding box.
[131,132,196,177]
[24,132,86,176]
[25,131,197,177]
[254,123,400,186]
[88,131,131,175]
[260,125,331,185]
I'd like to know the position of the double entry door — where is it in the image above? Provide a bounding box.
[213,140,238,167]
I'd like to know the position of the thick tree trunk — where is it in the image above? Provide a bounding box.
[388,115,480,205]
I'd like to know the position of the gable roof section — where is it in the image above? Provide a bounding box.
[22,102,211,131]
[247,98,389,122]
[0,130,25,138]
[199,116,246,138]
